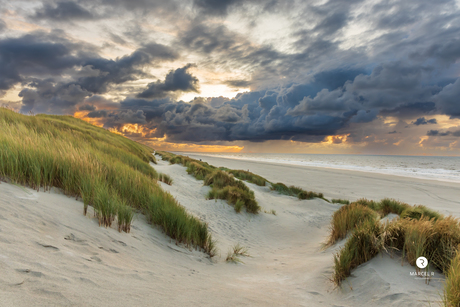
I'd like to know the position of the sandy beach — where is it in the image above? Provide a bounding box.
[184,153,460,217]
[0,154,456,306]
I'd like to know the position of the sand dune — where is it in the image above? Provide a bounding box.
[0,155,450,306]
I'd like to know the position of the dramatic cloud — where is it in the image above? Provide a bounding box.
[137,64,199,99]
[2,0,460,154]
[0,32,82,90]
[427,130,460,137]
[412,117,437,125]
[434,78,460,118]
[78,104,96,111]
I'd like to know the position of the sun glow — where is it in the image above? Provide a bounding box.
[322,134,350,145]
[74,111,104,127]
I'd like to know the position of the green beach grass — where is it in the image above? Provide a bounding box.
[157,151,261,214]
[0,108,214,255]
[158,151,327,212]
[328,196,460,306]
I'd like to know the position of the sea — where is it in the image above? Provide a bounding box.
[190,153,460,183]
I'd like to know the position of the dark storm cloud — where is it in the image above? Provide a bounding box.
[87,110,108,118]
[90,109,147,127]
[78,104,96,111]
[380,102,437,118]
[19,79,90,114]
[137,64,199,99]
[0,30,179,113]
[118,58,460,144]
[412,117,437,125]
[427,130,460,137]
[0,32,82,90]
[434,78,460,118]
[111,109,147,124]
[76,43,179,94]
[3,0,460,151]
[32,1,95,21]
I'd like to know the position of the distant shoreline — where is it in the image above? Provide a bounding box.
[176,152,460,184]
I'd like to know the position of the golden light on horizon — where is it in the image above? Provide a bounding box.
[74,111,104,127]
[322,134,350,145]
[120,124,155,136]
[144,140,243,153]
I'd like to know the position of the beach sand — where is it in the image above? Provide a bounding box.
[0,154,455,306]
[185,153,460,217]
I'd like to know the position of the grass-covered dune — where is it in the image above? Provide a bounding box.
[0,109,214,255]
[157,151,328,213]
[157,151,260,213]
[326,197,460,306]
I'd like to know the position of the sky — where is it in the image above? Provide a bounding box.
[1,0,460,155]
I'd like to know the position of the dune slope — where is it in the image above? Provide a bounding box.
[0,155,445,306]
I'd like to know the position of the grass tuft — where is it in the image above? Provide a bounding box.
[204,170,260,214]
[226,243,250,263]
[326,203,379,246]
[333,219,383,285]
[270,183,324,200]
[227,169,267,186]
[158,152,261,214]
[186,162,213,180]
[328,196,460,292]
[117,200,134,233]
[444,249,460,307]
[264,209,277,215]
[331,199,350,205]
[400,205,442,221]
[158,173,173,185]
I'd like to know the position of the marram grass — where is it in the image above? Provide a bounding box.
[332,219,383,285]
[227,169,267,186]
[0,109,214,255]
[326,203,379,246]
[331,199,350,205]
[444,248,460,307]
[328,196,460,304]
[204,170,260,214]
[270,182,324,200]
[158,151,260,214]
[158,173,173,185]
[158,151,328,210]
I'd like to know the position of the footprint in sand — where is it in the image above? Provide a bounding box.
[37,242,59,250]
[64,233,86,243]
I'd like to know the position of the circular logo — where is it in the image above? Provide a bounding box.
[416,256,428,269]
